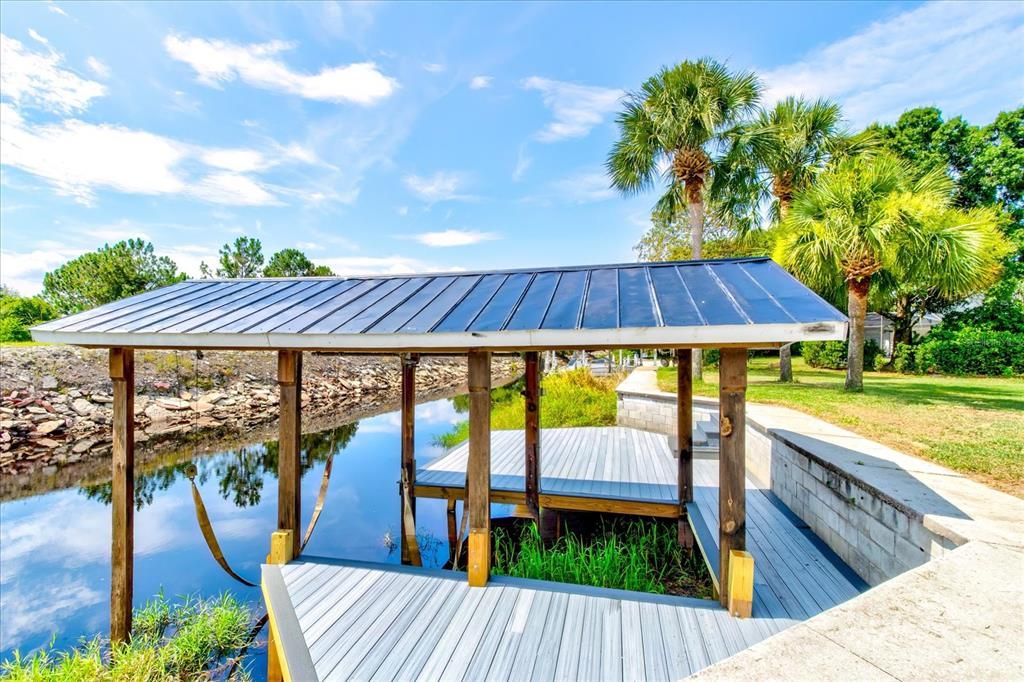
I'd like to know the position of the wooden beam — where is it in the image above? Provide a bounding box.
[718,347,748,608]
[415,485,683,519]
[277,350,302,558]
[467,350,491,587]
[109,347,134,644]
[676,348,694,549]
[523,351,541,525]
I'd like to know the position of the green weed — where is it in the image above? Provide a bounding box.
[492,520,714,599]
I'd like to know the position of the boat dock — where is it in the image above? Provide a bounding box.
[261,426,865,680]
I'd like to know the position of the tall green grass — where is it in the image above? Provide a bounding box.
[435,368,620,448]
[492,520,714,598]
[1,593,256,681]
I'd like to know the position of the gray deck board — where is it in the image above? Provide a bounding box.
[267,425,866,681]
[419,426,715,504]
[421,426,862,628]
[274,557,804,681]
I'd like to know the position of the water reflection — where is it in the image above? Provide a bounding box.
[77,423,360,511]
[0,398,467,669]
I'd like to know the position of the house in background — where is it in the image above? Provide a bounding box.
[864,312,943,357]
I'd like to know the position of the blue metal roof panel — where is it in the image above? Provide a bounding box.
[32,257,848,349]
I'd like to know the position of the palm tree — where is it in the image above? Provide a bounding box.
[607,58,761,379]
[752,97,876,381]
[775,152,1007,391]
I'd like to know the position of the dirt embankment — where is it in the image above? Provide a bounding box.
[0,345,520,483]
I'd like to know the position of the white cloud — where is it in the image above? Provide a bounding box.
[423,62,445,74]
[762,1,1024,128]
[0,33,106,113]
[1,104,187,203]
[1,103,316,207]
[85,56,110,78]
[469,75,492,90]
[296,241,323,251]
[550,168,616,203]
[164,34,398,105]
[396,205,409,216]
[403,171,472,203]
[27,29,49,45]
[512,143,531,182]
[47,3,69,17]
[319,255,464,277]
[201,148,269,173]
[522,76,623,142]
[408,229,499,247]
[190,172,280,206]
[0,247,80,294]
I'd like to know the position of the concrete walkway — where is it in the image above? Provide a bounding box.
[619,366,1024,680]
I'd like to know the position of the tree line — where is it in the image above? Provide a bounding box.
[609,58,1021,389]
[0,238,334,341]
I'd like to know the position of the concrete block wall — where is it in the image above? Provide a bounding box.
[769,436,959,586]
[617,391,678,434]
[616,383,961,587]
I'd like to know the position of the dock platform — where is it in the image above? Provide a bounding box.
[261,426,867,681]
[264,557,790,681]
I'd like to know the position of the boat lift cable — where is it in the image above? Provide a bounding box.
[180,350,340,587]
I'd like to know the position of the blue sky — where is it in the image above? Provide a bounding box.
[1,1,1022,294]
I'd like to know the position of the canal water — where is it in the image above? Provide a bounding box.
[0,396,493,676]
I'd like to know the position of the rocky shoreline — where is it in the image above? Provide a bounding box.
[0,346,521,485]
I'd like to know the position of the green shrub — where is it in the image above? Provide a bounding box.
[914,329,1024,376]
[802,340,847,369]
[492,520,713,598]
[0,593,256,681]
[701,348,720,368]
[0,316,30,342]
[891,342,918,373]
[0,292,56,342]
[802,339,881,370]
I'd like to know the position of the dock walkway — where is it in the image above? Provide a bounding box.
[264,557,790,681]
[418,426,864,621]
[261,426,867,681]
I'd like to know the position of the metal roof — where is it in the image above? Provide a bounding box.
[32,257,847,351]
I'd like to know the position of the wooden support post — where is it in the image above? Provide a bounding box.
[718,348,748,608]
[400,354,418,564]
[523,351,541,526]
[467,350,491,587]
[109,348,134,645]
[676,348,694,549]
[277,350,302,559]
[727,549,755,618]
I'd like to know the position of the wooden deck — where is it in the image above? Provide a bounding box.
[262,427,866,681]
[417,426,865,618]
[416,426,718,517]
[264,557,794,682]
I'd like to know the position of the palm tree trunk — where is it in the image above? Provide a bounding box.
[687,197,704,380]
[779,344,793,382]
[845,278,870,391]
[776,195,794,382]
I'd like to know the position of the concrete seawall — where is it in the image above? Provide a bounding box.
[616,366,1024,679]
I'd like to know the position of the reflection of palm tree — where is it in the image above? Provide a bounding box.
[80,422,359,510]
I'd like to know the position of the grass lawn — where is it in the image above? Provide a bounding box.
[657,357,1024,497]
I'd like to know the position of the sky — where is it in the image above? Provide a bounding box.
[1,0,1022,295]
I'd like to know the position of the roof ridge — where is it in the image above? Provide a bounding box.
[182,256,773,284]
